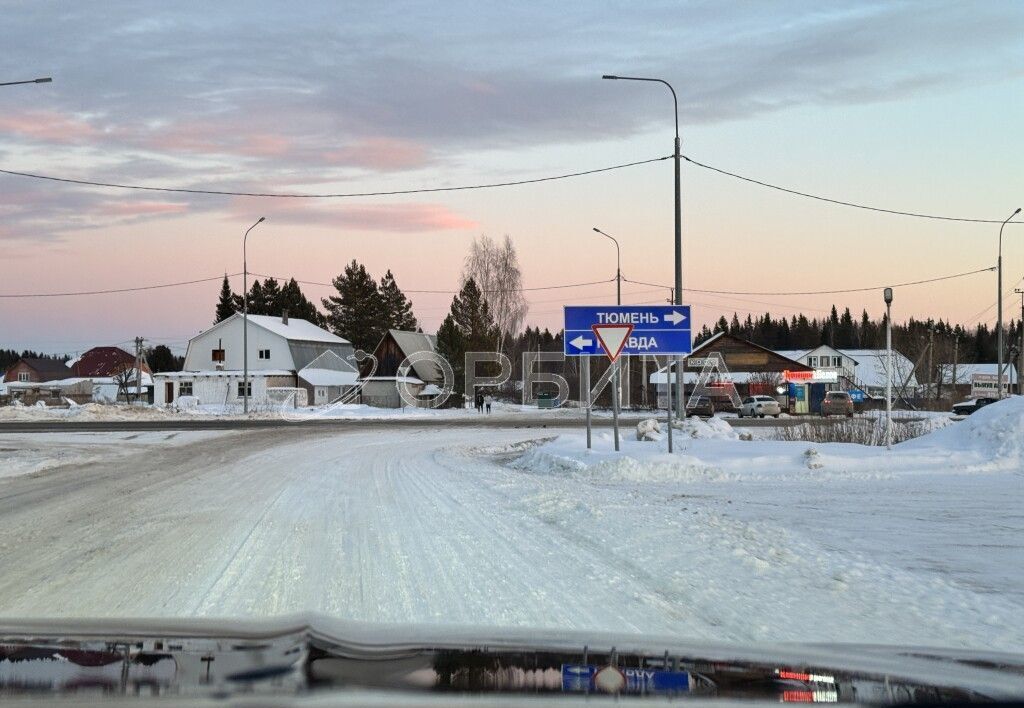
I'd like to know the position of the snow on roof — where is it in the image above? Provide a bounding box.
[838,349,918,388]
[361,375,425,385]
[5,373,153,389]
[297,368,359,387]
[241,314,348,344]
[153,369,294,378]
[649,370,759,385]
[419,383,443,396]
[773,349,810,362]
[386,330,441,382]
[940,363,1018,384]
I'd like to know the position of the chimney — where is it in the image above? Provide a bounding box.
[282,309,289,326]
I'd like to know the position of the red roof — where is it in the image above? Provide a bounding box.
[72,347,151,377]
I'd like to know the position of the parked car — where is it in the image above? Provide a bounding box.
[687,395,715,417]
[951,396,998,416]
[821,390,854,417]
[737,395,781,418]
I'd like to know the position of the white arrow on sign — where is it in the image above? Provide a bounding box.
[664,310,687,326]
[570,335,593,350]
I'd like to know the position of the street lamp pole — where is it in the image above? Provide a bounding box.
[997,208,1021,400]
[602,74,684,418]
[594,228,623,450]
[242,217,266,415]
[0,77,52,87]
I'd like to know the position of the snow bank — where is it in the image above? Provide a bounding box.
[513,400,1024,484]
[901,396,1024,462]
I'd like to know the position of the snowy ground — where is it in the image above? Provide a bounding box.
[0,400,615,422]
[0,400,1020,654]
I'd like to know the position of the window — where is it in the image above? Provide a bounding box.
[808,356,817,367]
[212,349,225,362]
[833,356,842,367]
[17,372,29,382]
[237,381,252,397]
[178,381,193,396]
[258,349,270,360]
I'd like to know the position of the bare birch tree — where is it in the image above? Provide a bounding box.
[463,234,528,351]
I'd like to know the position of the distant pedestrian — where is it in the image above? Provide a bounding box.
[485,394,493,414]
[475,392,484,413]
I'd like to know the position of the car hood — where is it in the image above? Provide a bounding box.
[0,614,1022,704]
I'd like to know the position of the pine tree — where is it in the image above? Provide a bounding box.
[322,260,384,352]
[378,270,418,332]
[146,344,181,372]
[435,278,499,397]
[278,278,326,327]
[214,275,236,323]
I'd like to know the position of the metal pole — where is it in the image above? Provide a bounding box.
[583,356,592,449]
[601,75,684,417]
[612,360,620,452]
[997,209,1021,399]
[1017,288,1024,394]
[242,217,265,414]
[666,358,674,453]
[886,301,892,450]
[0,77,52,87]
[593,229,623,418]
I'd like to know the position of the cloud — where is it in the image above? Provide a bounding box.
[322,138,431,171]
[0,110,100,144]
[95,200,189,217]
[224,198,477,232]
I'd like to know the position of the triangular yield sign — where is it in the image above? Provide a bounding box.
[591,323,633,363]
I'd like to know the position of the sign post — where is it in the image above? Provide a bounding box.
[564,305,692,452]
[582,357,592,449]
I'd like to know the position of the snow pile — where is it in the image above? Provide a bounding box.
[673,415,739,440]
[902,396,1024,463]
[636,418,661,441]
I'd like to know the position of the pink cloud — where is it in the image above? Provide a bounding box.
[322,137,431,171]
[225,198,476,232]
[0,110,99,144]
[95,201,189,217]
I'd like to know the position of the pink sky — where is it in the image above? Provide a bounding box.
[1,3,1021,354]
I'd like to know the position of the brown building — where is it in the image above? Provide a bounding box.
[3,357,72,384]
[72,346,150,377]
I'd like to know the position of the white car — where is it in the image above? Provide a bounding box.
[737,395,782,418]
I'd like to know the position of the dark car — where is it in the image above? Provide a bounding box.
[821,390,854,418]
[952,396,998,416]
[686,395,715,417]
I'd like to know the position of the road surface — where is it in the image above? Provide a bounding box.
[0,426,1017,651]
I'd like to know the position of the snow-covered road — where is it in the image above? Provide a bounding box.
[0,424,1020,653]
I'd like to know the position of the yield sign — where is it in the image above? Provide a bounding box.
[591,324,633,363]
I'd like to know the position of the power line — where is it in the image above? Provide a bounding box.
[250,272,616,295]
[0,273,239,298]
[0,156,671,198]
[682,155,1023,225]
[622,265,994,296]
[0,272,615,298]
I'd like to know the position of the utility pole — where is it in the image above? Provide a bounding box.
[997,208,1021,399]
[952,332,959,401]
[926,326,934,405]
[884,288,893,450]
[1016,288,1024,395]
[134,336,144,404]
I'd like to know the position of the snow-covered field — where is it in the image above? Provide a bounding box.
[0,399,1020,653]
[0,400,608,422]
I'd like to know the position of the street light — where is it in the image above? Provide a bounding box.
[242,217,266,415]
[997,208,1021,400]
[592,227,621,305]
[884,287,893,450]
[0,77,52,87]
[593,227,623,451]
[602,74,684,418]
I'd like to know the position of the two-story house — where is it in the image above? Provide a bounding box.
[153,312,357,407]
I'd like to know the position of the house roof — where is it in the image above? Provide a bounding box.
[297,368,360,387]
[16,358,73,377]
[72,346,144,377]
[690,333,810,369]
[837,349,918,388]
[239,314,348,344]
[939,362,1018,385]
[385,329,441,383]
[772,349,811,361]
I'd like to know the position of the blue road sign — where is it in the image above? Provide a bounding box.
[563,305,692,357]
[561,664,690,694]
